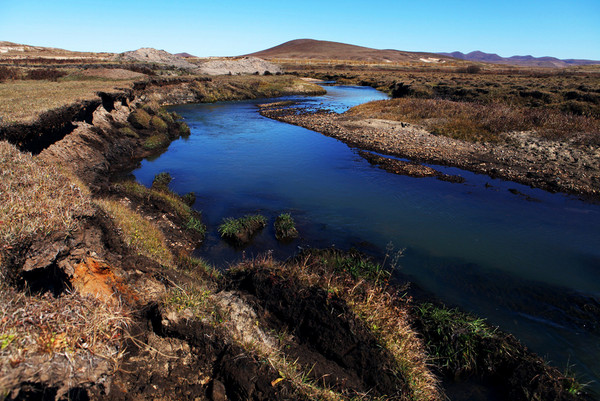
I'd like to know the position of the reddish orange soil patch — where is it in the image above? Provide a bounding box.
[71,257,138,304]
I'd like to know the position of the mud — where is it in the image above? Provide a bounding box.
[259,106,600,201]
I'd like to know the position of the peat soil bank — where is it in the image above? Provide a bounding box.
[133,85,600,394]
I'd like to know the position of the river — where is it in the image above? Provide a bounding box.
[133,84,600,395]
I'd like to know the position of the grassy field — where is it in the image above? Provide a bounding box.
[280,60,600,144]
[0,77,137,124]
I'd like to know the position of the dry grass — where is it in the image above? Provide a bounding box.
[349,98,600,144]
[113,180,205,236]
[231,252,441,401]
[0,141,92,251]
[0,78,136,124]
[95,198,173,266]
[0,282,131,381]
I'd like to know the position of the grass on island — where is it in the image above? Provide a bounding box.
[218,214,267,245]
[274,213,299,240]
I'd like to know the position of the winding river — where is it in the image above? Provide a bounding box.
[133,85,600,394]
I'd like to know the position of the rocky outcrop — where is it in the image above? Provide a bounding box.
[119,48,199,70]
[198,56,282,76]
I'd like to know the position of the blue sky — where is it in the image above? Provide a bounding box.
[1,0,599,59]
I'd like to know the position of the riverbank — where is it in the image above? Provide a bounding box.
[258,104,600,201]
[0,76,591,400]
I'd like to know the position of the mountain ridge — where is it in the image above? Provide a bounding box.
[437,50,600,67]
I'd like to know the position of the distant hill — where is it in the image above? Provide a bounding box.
[244,39,453,64]
[438,50,600,68]
[175,52,196,58]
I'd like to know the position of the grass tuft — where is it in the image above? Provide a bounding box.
[274,213,299,241]
[218,214,267,245]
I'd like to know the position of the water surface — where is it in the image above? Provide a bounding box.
[134,85,600,394]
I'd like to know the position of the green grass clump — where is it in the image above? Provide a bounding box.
[181,192,196,207]
[152,172,172,190]
[157,108,175,124]
[414,303,495,374]
[150,115,168,133]
[128,108,152,129]
[119,126,139,138]
[164,285,212,314]
[218,214,267,245]
[143,134,169,150]
[185,216,206,236]
[332,253,390,283]
[274,213,298,241]
[95,198,173,266]
[178,121,191,137]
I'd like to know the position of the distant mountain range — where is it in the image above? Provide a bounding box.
[246,39,599,68]
[437,51,600,68]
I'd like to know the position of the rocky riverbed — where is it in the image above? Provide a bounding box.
[259,106,600,202]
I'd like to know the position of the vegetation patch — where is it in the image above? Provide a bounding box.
[95,198,173,266]
[113,179,205,237]
[349,98,600,144]
[0,78,138,124]
[118,126,139,138]
[128,108,152,129]
[228,250,440,401]
[143,133,169,149]
[218,214,267,246]
[0,282,131,389]
[0,141,91,258]
[150,115,168,132]
[274,213,299,241]
[413,302,584,400]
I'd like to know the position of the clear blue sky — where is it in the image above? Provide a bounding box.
[1,0,599,60]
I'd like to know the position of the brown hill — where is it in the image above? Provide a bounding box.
[245,39,454,63]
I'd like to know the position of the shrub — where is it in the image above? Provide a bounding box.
[152,172,172,190]
[150,116,168,133]
[274,213,298,241]
[143,134,168,150]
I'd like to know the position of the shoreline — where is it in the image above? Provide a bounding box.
[258,105,600,203]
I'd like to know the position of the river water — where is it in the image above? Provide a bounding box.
[133,85,600,394]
